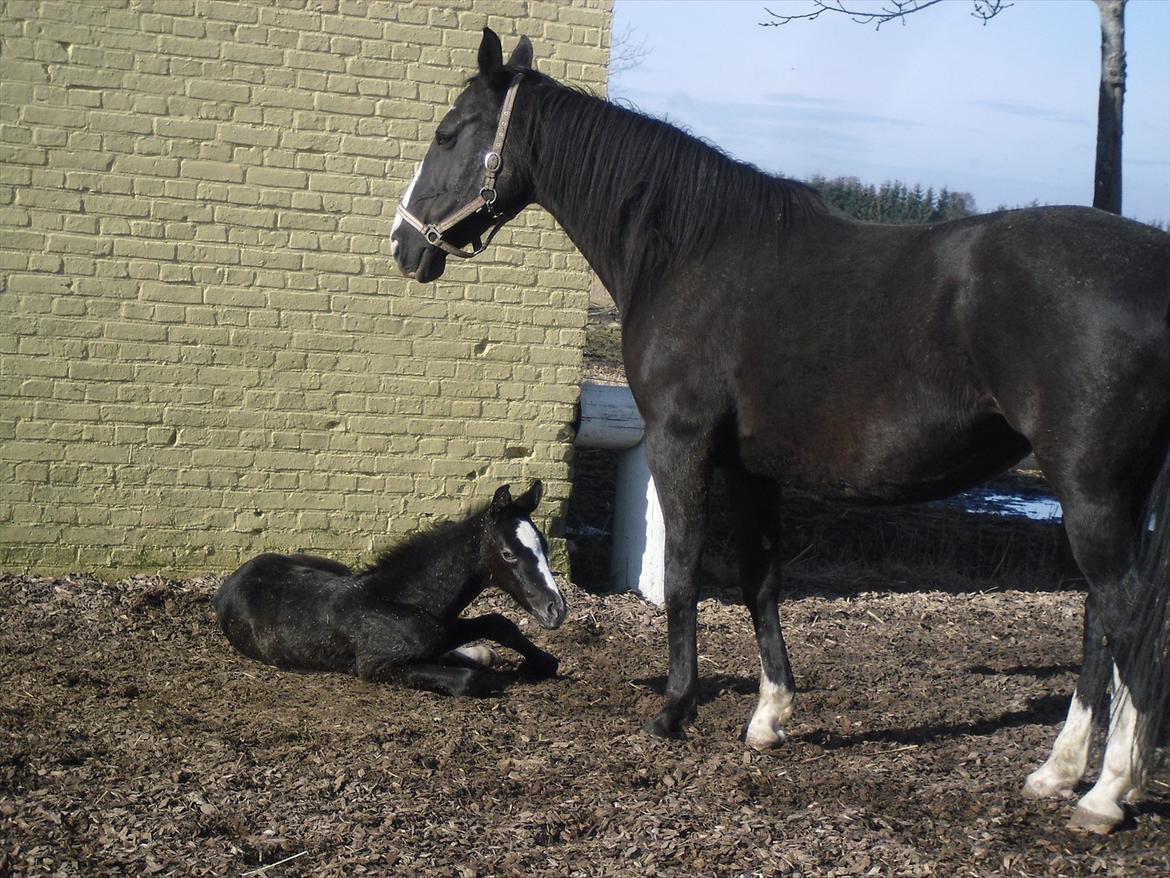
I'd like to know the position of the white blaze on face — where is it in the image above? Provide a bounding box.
[391,163,423,236]
[514,519,560,599]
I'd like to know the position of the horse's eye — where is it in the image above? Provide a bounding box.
[501,548,517,563]
[435,130,457,149]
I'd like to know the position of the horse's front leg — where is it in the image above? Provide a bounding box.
[643,428,710,739]
[447,613,558,678]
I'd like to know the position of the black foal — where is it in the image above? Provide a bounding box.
[214,481,567,696]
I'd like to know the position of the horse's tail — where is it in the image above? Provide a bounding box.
[1126,442,1170,780]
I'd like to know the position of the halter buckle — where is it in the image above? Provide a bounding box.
[423,226,442,245]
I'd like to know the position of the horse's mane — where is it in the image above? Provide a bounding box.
[360,506,485,588]
[517,70,828,299]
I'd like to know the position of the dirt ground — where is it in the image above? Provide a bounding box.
[3,554,1168,877]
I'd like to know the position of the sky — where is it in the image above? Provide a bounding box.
[608,0,1170,225]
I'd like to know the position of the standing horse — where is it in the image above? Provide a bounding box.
[390,29,1170,833]
[214,482,566,695]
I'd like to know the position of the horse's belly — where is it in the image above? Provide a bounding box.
[738,408,1030,504]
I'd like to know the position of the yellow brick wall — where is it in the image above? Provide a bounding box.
[0,0,613,575]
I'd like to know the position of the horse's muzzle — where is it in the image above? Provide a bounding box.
[537,592,567,630]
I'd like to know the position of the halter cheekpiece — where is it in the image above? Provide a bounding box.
[394,74,524,259]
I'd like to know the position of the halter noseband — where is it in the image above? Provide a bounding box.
[395,75,524,259]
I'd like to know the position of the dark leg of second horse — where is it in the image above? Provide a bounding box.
[643,428,711,738]
[727,469,798,749]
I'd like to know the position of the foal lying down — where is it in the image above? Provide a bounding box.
[214,481,566,696]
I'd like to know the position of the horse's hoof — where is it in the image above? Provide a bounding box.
[1067,805,1123,835]
[521,653,558,679]
[456,644,498,667]
[742,717,788,751]
[1022,768,1074,800]
[459,670,504,698]
[644,709,689,740]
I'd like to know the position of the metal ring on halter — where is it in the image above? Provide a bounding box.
[480,186,497,206]
[424,226,442,245]
[483,151,501,172]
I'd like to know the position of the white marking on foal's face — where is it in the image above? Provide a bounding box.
[514,519,558,597]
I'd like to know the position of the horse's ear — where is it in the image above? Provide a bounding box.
[478,27,504,78]
[490,483,513,515]
[515,479,543,514]
[507,35,533,70]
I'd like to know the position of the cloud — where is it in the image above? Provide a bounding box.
[969,99,1090,127]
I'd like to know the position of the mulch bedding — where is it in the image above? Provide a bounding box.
[2,569,1168,878]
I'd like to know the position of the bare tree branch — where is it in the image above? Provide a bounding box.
[609,23,651,77]
[761,0,1012,31]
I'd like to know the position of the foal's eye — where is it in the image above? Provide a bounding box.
[501,549,517,563]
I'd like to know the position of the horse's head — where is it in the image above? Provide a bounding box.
[482,480,566,629]
[391,28,535,283]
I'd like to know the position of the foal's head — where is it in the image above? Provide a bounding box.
[483,481,566,630]
[390,27,534,283]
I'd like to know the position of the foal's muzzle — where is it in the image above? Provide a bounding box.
[535,590,567,630]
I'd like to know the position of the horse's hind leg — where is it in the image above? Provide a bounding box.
[1024,601,1110,799]
[1032,476,1145,832]
[728,470,796,750]
[378,663,502,697]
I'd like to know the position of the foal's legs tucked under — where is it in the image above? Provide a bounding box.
[353,607,499,697]
[446,614,559,678]
[728,470,796,750]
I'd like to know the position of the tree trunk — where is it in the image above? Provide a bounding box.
[1094,0,1125,214]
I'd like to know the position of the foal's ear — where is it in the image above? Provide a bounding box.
[515,479,543,514]
[490,483,513,515]
[507,35,534,70]
[478,27,504,78]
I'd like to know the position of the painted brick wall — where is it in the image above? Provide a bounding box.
[0,0,613,575]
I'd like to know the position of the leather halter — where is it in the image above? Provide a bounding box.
[394,75,524,259]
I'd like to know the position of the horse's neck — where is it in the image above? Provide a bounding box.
[519,80,818,320]
[365,516,485,616]
[521,87,642,315]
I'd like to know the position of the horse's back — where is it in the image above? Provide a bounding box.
[215,553,358,671]
[711,206,1168,500]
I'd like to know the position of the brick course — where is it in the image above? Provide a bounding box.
[0,0,612,575]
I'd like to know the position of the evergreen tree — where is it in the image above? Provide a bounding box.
[807,176,978,224]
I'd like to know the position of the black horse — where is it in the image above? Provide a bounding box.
[214,481,566,695]
[391,29,1170,833]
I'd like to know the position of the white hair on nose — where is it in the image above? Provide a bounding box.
[391,163,423,235]
[514,519,558,594]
